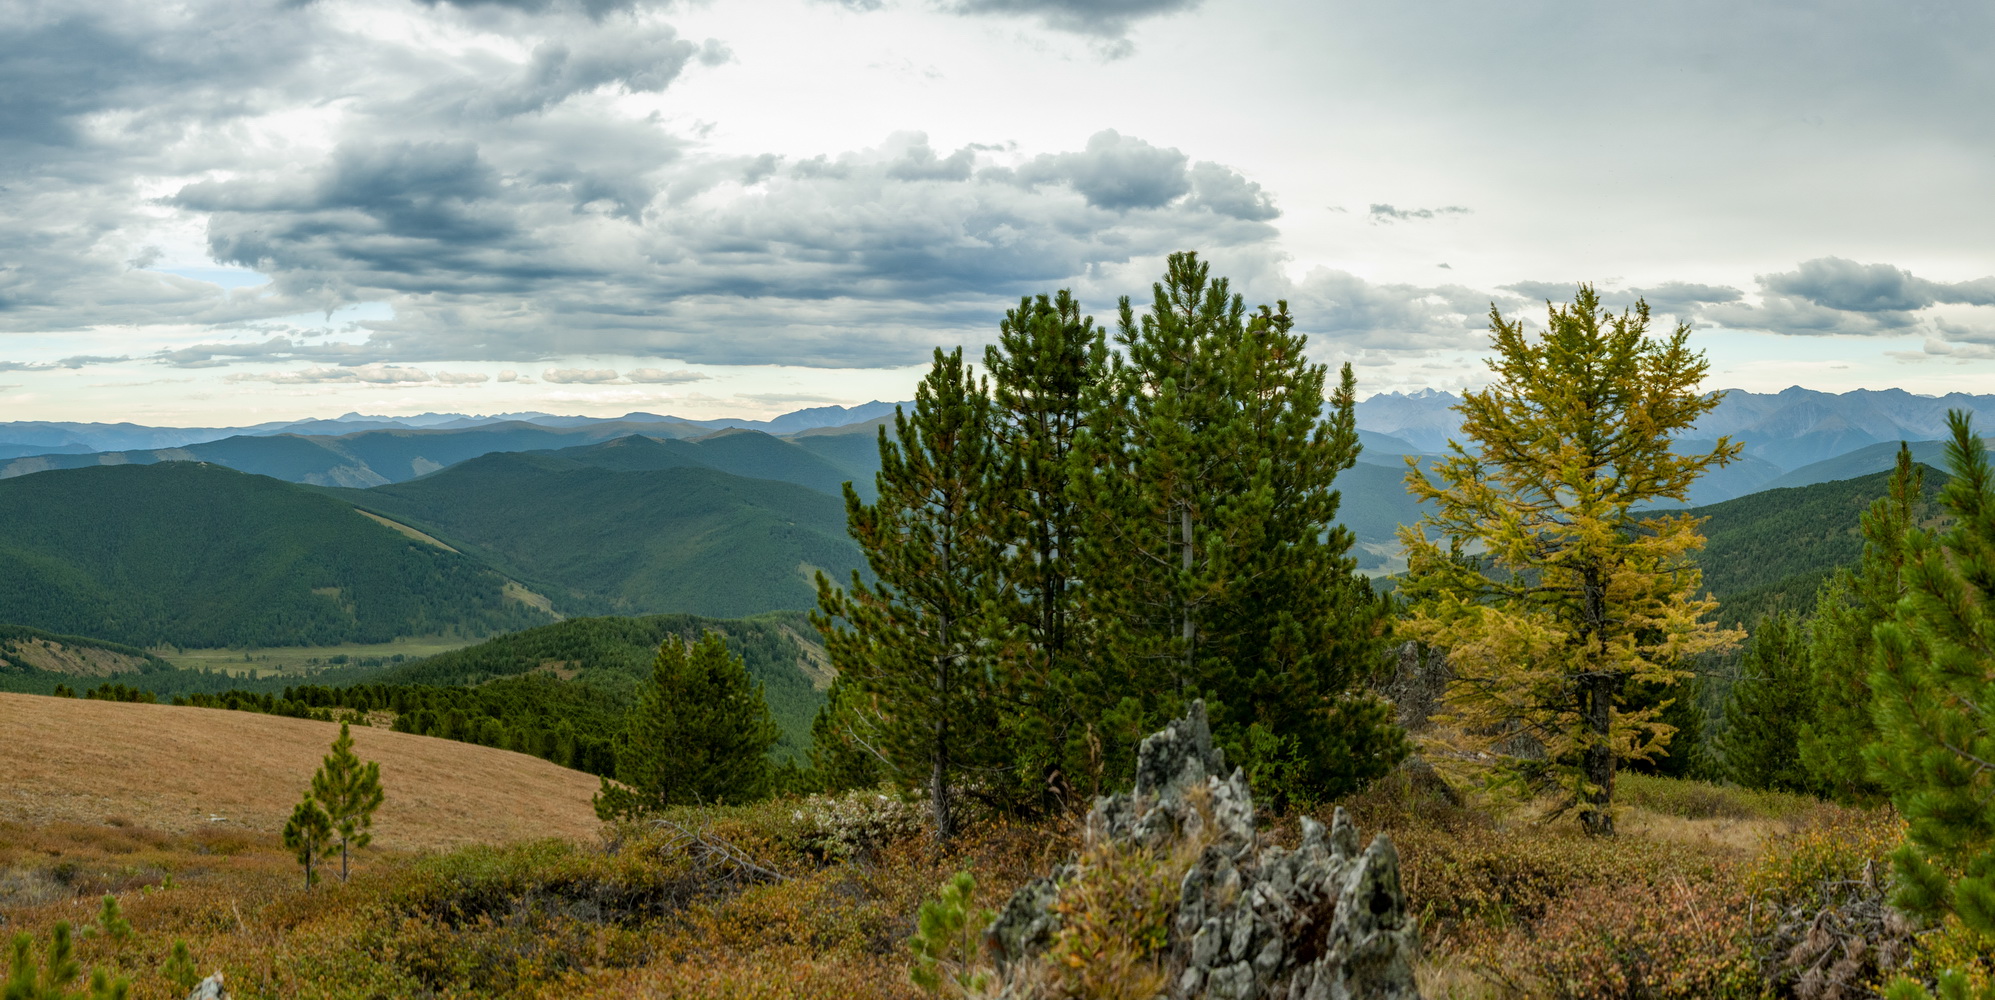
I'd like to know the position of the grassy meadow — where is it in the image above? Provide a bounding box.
[156,636,478,679]
[8,731,1990,1000]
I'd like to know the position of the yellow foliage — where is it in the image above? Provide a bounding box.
[1397,287,1742,830]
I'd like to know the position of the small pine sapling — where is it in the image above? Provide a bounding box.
[160,941,199,995]
[80,896,130,944]
[281,795,334,889]
[310,722,384,882]
[5,922,81,1000]
[908,871,994,997]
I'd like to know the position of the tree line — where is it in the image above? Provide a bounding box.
[808,253,1407,839]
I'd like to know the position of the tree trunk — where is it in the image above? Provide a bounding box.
[930,736,953,844]
[1179,503,1195,689]
[340,838,350,882]
[1579,672,1618,837]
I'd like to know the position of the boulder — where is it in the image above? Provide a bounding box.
[185,972,228,1000]
[989,702,1423,1000]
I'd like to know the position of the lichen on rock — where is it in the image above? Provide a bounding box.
[985,701,1423,1000]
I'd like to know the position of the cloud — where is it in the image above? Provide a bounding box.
[433,370,491,384]
[497,370,521,382]
[228,364,436,384]
[1014,130,1191,210]
[1367,204,1471,224]
[542,368,623,383]
[1283,267,1494,352]
[626,368,709,383]
[1700,258,1995,340]
[941,0,1201,37]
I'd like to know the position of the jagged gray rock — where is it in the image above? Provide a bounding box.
[989,702,1423,1000]
[185,972,229,1000]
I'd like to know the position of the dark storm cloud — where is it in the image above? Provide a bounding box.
[943,0,1200,37]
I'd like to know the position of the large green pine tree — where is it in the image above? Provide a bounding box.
[1798,443,1924,803]
[982,290,1108,810]
[1071,251,1404,799]
[1715,610,1814,792]
[310,721,384,882]
[814,347,1005,841]
[1869,413,1995,959]
[595,631,781,816]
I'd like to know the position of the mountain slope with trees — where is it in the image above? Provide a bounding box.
[335,455,867,618]
[0,463,551,648]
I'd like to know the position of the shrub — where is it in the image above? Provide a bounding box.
[1523,879,1758,1000]
[908,871,994,997]
[1044,842,1177,1000]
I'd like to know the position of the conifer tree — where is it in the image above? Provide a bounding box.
[281,795,333,889]
[1071,252,1403,799]
[595,631,781,817]
[983,291,1108,809]
[1868,413,1995,948]
[807,678,884,794]
[1715,610,1814,792]
[310,722,383,882]
[814,347,1005,841]
[1798,443,1924,803]
[1398,287,1741,835]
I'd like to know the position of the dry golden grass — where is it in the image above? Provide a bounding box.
[0,692,602,852]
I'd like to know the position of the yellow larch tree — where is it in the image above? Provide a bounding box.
[1397,285,1742,835]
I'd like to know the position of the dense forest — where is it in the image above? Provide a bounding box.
[0,463,549,648]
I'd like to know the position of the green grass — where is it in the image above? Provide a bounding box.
[1616,772,1821,822]
[159,636,478,677]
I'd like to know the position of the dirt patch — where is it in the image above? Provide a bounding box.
[0,692,603,852]
[0,636,151,677]
[778,624,835,691]
[532,660,581,681]
[357,508,459,552]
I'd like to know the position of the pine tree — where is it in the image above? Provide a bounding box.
[1868,412,1995,945]
[594,631,781,817]
[310,722,383,882]
[1398,287,1741,835]
[1798,443,1924,803]
[807,678,884,794]
[814,347,1006,841]
[1715,610,1814,792]
[983,290,1108,810]
[281,795,333,889]
[1071,252,1404,801]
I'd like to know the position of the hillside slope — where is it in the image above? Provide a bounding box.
[383,611,831,754]
[0,693,600,849]
[0,463,552,648]
[0,624,175,681]
[339,456,867,618]
[1678,464,1949,623]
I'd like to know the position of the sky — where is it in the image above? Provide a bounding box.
[4,0,1993,425]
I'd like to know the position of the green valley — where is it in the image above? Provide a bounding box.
[0,463,553,649]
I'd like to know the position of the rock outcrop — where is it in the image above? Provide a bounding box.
[184,972,228,1000]
[988,702,1423,1000]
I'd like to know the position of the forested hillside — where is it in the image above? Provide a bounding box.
[1679,463,1949,624]
[336,455,867,618]
[381,610,828,753]
[0,463,552,648]
[161,611,828,773]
